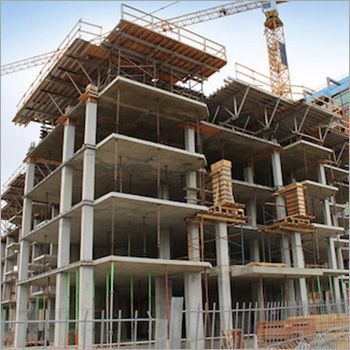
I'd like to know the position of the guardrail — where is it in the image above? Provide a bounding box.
[16,19,103,114]
[235,62,342,114]
[121,4,227,61]
[1,299,348,349]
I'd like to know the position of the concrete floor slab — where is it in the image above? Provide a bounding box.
[229,265,324,279]
[324,164,349,182]
[313,223,344,236]
[281,141,332,180]
[96,133,206,174]
[99,76,209,121]
[201,121,280,163]
[301,180,338,199]
[322,269,349,276]
[232,179,275,201]
[26,192,207,244]
[19,255,211,287]
[28,149,84,203]
[28,133,206,205]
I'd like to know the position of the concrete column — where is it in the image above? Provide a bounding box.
[184,272,203,349]
[249,240,260,262]
[155,277,169,349]
[54,116,75,346]
[336,247,344,270]
[270,150,296,303]
[159,183,170,259]
[155,183,171,348]
[14,159,35,347]
[184,126,203,349]
[244,162,260,291]
[327,238,342,304]
[290,233,308,313]
[318,165,332,225]
[78,85,98,346]
[244,164,257,226]
[215,222,233,332]
[319,165,341,306]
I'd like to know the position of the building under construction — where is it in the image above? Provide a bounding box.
[1,4,349,349]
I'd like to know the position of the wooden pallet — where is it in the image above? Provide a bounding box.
[263,214,314,234]
[198,209,247,224]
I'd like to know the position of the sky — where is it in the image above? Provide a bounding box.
[1,0,349,186]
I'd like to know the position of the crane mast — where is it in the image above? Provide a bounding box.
[262,1,291,97]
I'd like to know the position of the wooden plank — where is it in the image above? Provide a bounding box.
[247,262,287,268]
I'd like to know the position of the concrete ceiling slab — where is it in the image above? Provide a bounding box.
[313,223,344,237]
[324,164,349,182]
[96,133,206,174]
[201,122,280,163]
[281,141,332,177]
[29,149,84,204]
[232,179,275,202]
[301,180,338,199]
[230,265,324,279]
[26,192,207,244]
[21,255,211,287]
[99,76,208,121]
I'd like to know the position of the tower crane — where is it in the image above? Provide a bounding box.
[1,1,291,97]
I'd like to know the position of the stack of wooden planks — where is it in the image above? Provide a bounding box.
[211,159,235,206]
[288,313,349,333]
[197,159,247,224]
[264,182,314,233]
[257,318,316,343]
[274,182,306,217]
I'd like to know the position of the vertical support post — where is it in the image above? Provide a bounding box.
[244,162,257,226]
[155,183,171,348]
[290,233,309,314]
[327,238,342,308]
[271,150,296,304]
[319,165,342,308]
[169,297,184,350]
[14,157,35,348]
[78,84,98,347]
[215,221,233,333]
[183,125,204,349]
[75,271,79,344]
[55,114,76,346]
[318,165,332,225]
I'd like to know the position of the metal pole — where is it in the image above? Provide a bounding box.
[210,303,216,350]
[117,309,122,349]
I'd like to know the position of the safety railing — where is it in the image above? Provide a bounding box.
[235,62,343,115]
[121,4,227,61]
[16,19,103,113]
[1,299,348,349]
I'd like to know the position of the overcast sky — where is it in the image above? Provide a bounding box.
[1,0,349,186]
